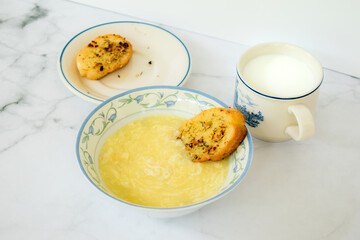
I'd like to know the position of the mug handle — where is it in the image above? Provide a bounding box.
[285,105,315,141]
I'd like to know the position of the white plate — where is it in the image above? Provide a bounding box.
[58,21,191,103]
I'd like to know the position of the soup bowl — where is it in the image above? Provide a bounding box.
[76,86,253,218]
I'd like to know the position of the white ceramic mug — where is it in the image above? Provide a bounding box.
[234,42,323,142]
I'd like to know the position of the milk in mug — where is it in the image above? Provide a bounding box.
[235,42,323,142]
[242,54,317,98]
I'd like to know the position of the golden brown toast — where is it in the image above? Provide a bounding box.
[177,108,247,162]
[76,34,133,80]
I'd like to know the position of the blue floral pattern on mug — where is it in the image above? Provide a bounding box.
[234,78,264,128]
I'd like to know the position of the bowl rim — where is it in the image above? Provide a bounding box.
[58,21,192,103]
[76,85,253,211]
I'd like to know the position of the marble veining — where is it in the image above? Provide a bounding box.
[0,97,23,113]
[20,4,48,28]
[0,0,359,239]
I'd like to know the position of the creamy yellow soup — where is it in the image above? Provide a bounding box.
[98,114,229,208]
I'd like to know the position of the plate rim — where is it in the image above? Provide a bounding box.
[58,21,192,104]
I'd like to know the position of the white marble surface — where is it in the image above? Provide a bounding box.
[0,0,359,239]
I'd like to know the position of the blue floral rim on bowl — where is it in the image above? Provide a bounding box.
[76,86,253,211]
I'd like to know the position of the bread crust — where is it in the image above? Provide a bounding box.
[177,108,247,162]
[76,34,133,80]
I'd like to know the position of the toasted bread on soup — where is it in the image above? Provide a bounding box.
[177,107,247,162]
